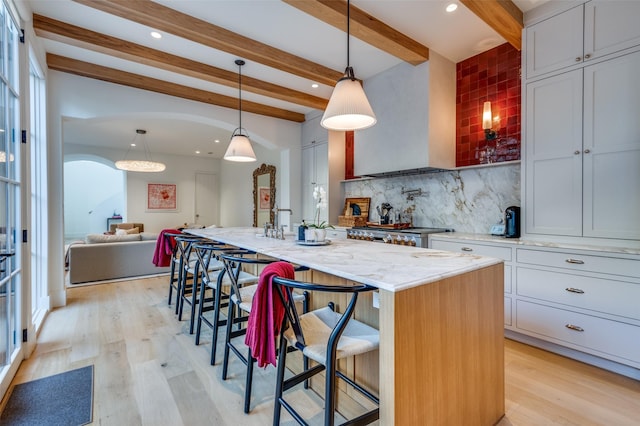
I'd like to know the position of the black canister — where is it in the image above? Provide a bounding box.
[504,206,520,238]
[298,221,307,241]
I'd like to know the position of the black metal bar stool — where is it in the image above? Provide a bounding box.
[174,235,207,322]
[164,231,184,309]
[272,275,380,426]
[219,253,309,414]
[192,242,243,364]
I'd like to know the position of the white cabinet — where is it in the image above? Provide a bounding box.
[514,247,640,368]
[526,1,640,79]
[429,237,513,326]
[525,48,640,240]
[301,141,328,225]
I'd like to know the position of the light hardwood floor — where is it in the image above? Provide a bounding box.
[3,276,640,425]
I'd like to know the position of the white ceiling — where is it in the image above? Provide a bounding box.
[20,0,550,159]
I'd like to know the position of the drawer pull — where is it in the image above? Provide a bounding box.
[461,247,473,252]
[565,324,584,332]
[565,258,584,265]
[565,287,584,294]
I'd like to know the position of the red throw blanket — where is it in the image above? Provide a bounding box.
[152,229,181,267]
[245,261,294,368]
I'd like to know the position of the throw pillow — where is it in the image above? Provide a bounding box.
[116,227,139,235]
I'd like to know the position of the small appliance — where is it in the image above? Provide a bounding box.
[504,206,520,238]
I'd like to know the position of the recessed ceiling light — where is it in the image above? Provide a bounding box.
[150,31,162,39]
[214,139,220,143]
[446,3,458,12]
[130,143,136,147]
[195,150,201,154]
[311,83,319,88]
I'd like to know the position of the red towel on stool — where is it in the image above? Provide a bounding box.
[245,261,295,368]
[152,229,180,267]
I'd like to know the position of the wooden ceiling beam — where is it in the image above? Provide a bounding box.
[460,0,523,50]
[47,54,305,123]
[72,0,343,86]
[283,0,429,65]
[33,15,328,110]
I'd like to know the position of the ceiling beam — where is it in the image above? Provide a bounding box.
[72,0,343,87]
[460,0,523,50]
[47,54,306,123]
[33,15,328,110]
[283,0,429,65]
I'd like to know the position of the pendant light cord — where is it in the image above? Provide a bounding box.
[345,0,355,81]
[236,59,244,131]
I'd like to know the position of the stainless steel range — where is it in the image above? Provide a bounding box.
[347,226,453,248]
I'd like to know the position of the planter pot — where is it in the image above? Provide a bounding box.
[305,228,326,242]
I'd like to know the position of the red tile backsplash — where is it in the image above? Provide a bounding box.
[456,43,521,167]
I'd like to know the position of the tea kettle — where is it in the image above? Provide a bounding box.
[376,203,393,225]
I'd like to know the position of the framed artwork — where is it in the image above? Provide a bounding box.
[259,187,271,210]
[147,183,177,211]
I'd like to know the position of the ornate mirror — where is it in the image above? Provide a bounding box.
[253,163,276,227]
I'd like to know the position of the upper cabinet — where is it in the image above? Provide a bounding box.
[524,1,640,242]
[353,52,456,176]
[526,0,640,79]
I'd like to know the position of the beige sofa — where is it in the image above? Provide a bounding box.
[68,231,170,284]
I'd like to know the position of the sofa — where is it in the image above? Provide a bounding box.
[68,225,170,284]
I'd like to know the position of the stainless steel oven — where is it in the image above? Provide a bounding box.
[347,226,453,248]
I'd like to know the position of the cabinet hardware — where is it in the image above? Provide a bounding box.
[584,54,592,59]
[565,324,584,332]
[575,57,582,62]
[461,247,473,252]
[584,149,591,153]
[565,258,584,264]
[565,287,585,294]
[574,150,581,155]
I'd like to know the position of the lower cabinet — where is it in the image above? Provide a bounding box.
[430,235,640,373]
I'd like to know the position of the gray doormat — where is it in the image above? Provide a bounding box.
[1,365,94,425]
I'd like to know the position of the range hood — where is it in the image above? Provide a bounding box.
[362,166,450,178]
[354,52,456,177]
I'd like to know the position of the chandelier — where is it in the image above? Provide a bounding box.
[115,129,166,172]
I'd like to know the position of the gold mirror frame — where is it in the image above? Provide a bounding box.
[253,163,276,227]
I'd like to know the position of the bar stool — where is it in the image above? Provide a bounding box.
[219,252,308,414]
[192,243,243,364]
[272,275,380,426]
[174,235,206,321]
[164,230,184,309]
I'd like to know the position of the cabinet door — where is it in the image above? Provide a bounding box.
[583,50,640,239]
[525,70,583,236]
[301,142,329,224]
[525,5,584,78]
[584,0,640,62]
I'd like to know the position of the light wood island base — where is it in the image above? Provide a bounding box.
[379,263,505,425]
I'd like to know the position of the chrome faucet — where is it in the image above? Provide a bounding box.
[271,204,292,239]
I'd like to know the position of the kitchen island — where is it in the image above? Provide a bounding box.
[187,227,505,425]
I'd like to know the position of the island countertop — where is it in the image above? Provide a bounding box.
[186,227,502,293]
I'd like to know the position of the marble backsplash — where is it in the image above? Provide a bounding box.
[343,162,521,234]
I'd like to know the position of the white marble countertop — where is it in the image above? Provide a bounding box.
[186,227,502,293]
[429,232,640,256]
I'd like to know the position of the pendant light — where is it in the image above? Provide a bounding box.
[321,0,376,131]
[115,129,166,172]
[224,59,257,162]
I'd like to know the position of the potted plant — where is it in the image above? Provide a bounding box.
[306,186,334,242]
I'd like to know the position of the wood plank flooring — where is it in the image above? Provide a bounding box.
[3,276,640,425]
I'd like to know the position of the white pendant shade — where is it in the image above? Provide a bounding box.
[115,160,166,172]
[321,76,376,131]
[224,132,256,162]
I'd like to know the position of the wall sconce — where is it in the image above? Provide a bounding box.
[483,101,497,140]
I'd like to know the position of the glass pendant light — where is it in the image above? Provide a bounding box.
[321,0,376,131]
[115,129,166,172]
[224,59,257,162]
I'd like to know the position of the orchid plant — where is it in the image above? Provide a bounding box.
[308,185,334,229]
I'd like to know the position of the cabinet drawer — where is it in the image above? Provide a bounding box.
[516,300,640,365]
[516,248,640,278]
[326,229,347,240]
[431,240,512,261]
[517,267,640,321]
